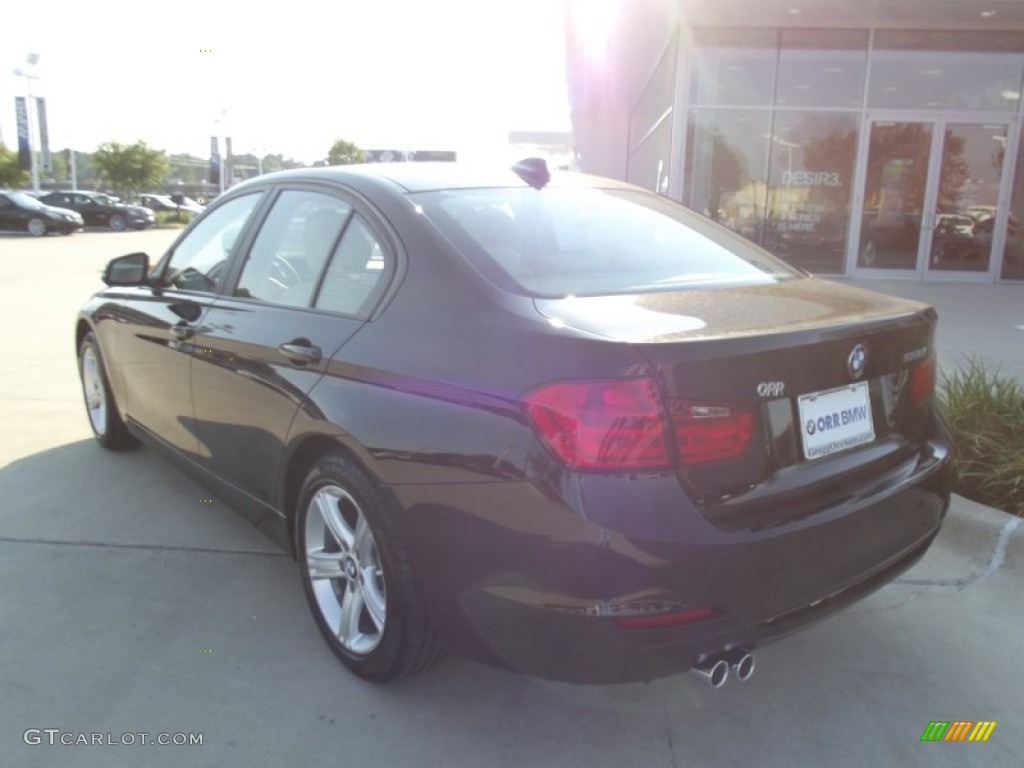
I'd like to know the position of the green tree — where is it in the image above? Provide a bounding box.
[0,144,29,187]
[92,141,169,196]
[327,138,364,166]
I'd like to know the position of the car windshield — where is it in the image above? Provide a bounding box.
[8,192,45,209]
[415,187,801,298]
[148,195,174,205]
[94,194,118,205]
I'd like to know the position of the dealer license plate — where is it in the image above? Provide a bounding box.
[797,381,875,460]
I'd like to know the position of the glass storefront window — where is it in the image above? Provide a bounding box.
[689,29,777,106]
[627,117,673,195]
[685,109,771,243]
[629,39,678,153]
[869,31,1024,111]
[764,112,859,274]
[1001,131,1024,280]
[776,29,868,109]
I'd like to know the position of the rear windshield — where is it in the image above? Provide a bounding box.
[415,187,802,298]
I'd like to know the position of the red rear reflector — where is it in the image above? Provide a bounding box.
[910,353,936,407]
[669,400,754,465]
[523,378,671,470]
[614,607,717,629]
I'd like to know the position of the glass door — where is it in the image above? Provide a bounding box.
[926,122,1010,277]
[855,119,935,272]
[853,117,1014,277]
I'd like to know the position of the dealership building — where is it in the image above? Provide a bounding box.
[564,0,1024,282]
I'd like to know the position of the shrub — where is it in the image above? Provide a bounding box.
[938,358,1024,517]
[154,210,194,227]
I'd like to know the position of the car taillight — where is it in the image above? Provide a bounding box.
[910,352,936,407]
[523,378,671,470]
[669,400,753,465]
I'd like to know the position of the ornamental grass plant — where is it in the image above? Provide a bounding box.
[938,358,1024,517]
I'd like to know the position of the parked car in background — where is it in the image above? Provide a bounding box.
[137,193,204,217]
[0,190,83,236]
[39,190,154,231]
[76,160,952,686]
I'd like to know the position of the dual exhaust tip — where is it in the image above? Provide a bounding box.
[692,648,755,688]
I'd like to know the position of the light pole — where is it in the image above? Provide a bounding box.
[13,53,41,193]
[213,109,228,195]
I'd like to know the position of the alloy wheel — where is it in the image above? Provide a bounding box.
[304,484,387,655]
[80,345,107,436]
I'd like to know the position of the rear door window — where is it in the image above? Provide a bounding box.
[234,190,352,307]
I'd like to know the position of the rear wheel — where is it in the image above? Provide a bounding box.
[296,452,443,682]
[27,217,47,237]
[109,215,126,232]
[78,332,138,450]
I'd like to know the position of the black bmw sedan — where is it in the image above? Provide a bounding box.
[0,190,83,235]
[76,161,952,685]
[40,190,154,231]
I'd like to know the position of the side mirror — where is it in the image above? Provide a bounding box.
[170,192,185,206]
[103,252,150,286]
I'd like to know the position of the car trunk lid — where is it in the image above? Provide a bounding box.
[534,278,938,528]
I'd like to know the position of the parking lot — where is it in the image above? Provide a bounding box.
[1,229,1021,767]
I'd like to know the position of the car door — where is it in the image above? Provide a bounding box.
[190,186,394,505]
[75,194,107,226]
[0,194,19,230]
[41,193,71,217]
[107,192,264,457]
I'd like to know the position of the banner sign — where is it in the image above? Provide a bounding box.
[209,136,221,185]
[15,97,31,171]
[224,137,233,186]
[36,97,51,172]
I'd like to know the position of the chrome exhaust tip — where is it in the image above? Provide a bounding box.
[722,648,755,682]
[692,657,729,688]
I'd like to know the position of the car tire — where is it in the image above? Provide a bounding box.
[109,215,127,232]
[296,452,443,682]
[78,331,138,450]
[27,217,47,237]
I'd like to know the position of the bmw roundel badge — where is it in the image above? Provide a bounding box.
[848,343,867,380]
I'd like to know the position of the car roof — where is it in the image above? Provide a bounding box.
[229,162,636,195]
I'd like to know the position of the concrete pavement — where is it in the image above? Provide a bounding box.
[0,230,1021,767]
[849,277,1024,382]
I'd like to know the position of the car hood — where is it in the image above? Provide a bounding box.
[532,277,930,343]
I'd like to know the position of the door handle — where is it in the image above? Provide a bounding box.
[171,323,195,340]
[278,341,322,366]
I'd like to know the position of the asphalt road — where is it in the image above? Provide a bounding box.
[1,228,1021,767]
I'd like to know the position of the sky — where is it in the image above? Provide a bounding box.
[0,0,573,165]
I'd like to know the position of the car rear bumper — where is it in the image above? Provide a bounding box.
[392,417,953,683]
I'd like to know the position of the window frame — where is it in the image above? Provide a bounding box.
[232,188,355,309]
[215,181,400,320]
[152,189,268,295]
